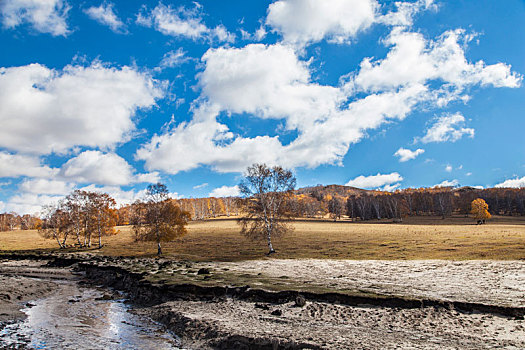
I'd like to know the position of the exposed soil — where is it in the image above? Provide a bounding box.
[140,298,525,350]
[1,255,524,349]
[212,259,525,307]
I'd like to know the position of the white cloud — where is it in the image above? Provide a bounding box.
[0,62,164,154]
[378,0,436,26]
[19,178,74,195]
[4,193,63,215]
[197,44,343,126]
[0,151,55,178]
[137,3,234,42]
[137,27,520,175]
[80,184,182,206]
[0,0,70,36]
[211,24,236,43]
[381,183,401,192]
[420,113,474,143]
[158,48,190,70]
[433,179,459,188]
[445,164,452,172]
[59,150,159,186]
[193,183,208,189]
[345,172,403,189]
[84,2,127,33]
[495,176,525,188]
[354,29,522,94]
[209,185,240,197]
[394,147,424,162]
[265,0,436,47]
[266,0,378,46]
[136,42,426,174]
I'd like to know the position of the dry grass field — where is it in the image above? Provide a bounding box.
[1,216,524,261]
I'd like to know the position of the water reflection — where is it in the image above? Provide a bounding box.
[0,280,181,349]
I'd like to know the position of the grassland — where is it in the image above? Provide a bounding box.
[1,215,524,261]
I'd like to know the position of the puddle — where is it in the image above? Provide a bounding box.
[0,280,182,349]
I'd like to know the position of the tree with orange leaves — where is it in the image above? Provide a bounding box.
[471,198,491,224]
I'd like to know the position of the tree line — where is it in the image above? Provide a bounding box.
[292,185,525,221]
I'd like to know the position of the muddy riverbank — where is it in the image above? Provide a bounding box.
[1,253,524,349]
[0,259,181,349]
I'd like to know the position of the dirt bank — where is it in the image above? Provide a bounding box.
[76,257,525,349]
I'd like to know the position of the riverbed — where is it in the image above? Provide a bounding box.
[0,261,181,349]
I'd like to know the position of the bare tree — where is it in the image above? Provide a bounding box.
[132,183,190,256]
[328,197,343,221]
[89,192,118,248]
[39,203,70,248]
[238,164,296,255]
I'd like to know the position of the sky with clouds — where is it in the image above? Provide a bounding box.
[1,0,524,214]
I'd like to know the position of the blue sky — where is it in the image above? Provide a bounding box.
[1,0,524,214]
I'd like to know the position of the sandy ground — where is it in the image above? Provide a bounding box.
[1,257,524,349]
[201,259,525,308]
[0,260,71,324]
[142,298,525,349]
[129,259,525,349]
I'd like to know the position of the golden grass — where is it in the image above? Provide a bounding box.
[1,216,524,261]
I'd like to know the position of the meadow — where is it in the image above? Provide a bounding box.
[1,216,524,261]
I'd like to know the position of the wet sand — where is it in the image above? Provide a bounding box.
[0,260,64,324]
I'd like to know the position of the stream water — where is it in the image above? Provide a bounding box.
[0,279,182,349]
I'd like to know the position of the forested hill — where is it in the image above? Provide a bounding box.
[292,185,524,220]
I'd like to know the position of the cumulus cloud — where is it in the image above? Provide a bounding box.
[84,2,127,33]
[266,0,378,46]
[137,3,234,42]
[0,62,164,154]
[5,193,63,215]
[265,0,437,47]
[0,0,70,36]
[345,172,403,190]
[394,147,424,162]
[59,150,159,186]
[136,25,520,175]
[495,176,525,188]
[445,164,453,172]
[198,44,343,126]
[433,179,459,188]
[209,185,240,197]
[0,151,55,178]
[354,29,522,94]
[137,49,427,174]
[19,178,74,195]
[420,113,474,143]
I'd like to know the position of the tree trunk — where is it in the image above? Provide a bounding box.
[55,232,64,249]
[98,218,102,248]
[267,231,275,255]
[157,241,162,256]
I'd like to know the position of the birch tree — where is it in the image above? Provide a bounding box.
[238,164,296,255]
[132,183,190,256]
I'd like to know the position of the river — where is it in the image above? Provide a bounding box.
[0,277,182,349]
